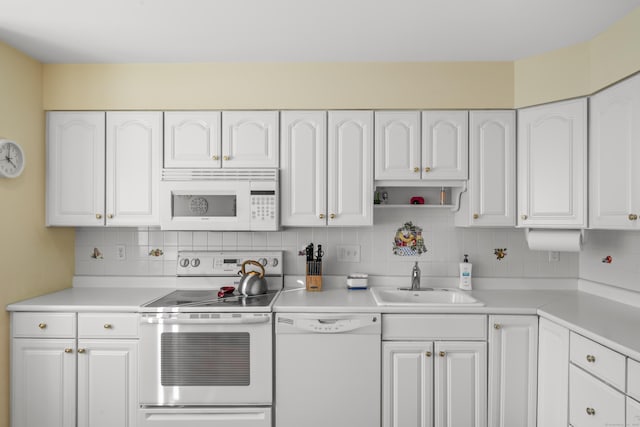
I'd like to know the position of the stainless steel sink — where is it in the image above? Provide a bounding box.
[371,288,484,306]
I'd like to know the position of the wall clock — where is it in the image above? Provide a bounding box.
[0,139,26,178]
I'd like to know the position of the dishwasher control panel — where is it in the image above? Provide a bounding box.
[276,314,380,334]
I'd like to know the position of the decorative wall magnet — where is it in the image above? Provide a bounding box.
[393,221,427,256]
[149,248,164,257]
[494,248,507,261]
[602,255,613,263]
[90,248,103,259]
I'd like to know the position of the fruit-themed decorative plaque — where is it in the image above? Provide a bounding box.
[393,221,427,256]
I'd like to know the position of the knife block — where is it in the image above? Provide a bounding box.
[306,261,322,292]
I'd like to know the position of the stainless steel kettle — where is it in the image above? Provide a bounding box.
[237,260,268,296]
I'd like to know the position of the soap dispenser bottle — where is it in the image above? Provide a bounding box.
[459,254,472,291]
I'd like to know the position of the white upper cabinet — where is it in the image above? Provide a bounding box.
[421,111,468,180]
[327,111,374,226]
[458,111,516,227]
[47,111,161,227]
[222,111,279,168]
[164,111,222,168]
[517,98,587,228]
[106,112,162,226]
[375,111,421,180]
[46,112,106,227]
[590,73,640,229]
[280,111,327,227]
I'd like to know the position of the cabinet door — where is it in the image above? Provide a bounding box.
[46,111,105,226]
[12,338,76,427]
[106,112,162,226]
[382,342,434,427]
[467,111,516,227]
[517,99,587,227]
[222,111,279,168]
[421,111,468,180]
[537,318,569,427]
[280,111,327,226]
[590,74,640,229]
[164,111,222,168]
[327,111,373,226]
[77,339,138,427]
[488,315,538,427]
[375,111,421,180]
[434,341,487,427]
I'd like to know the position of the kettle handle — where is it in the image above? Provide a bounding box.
[241,260,265,278]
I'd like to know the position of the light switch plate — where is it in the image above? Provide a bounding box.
[337,245,361,263]
[116,245,127,260]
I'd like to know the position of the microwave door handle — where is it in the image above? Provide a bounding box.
[141,316,270,325]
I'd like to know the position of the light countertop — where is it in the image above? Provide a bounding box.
[7,281,640,361]
[6,287,169,312]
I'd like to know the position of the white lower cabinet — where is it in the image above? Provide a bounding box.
[77,340,138,427]
[537,317,570,427]
[11,338,77,427]
[382,342,434,427]
[488,315,538,427]
[627,397,640,427]
[569,364,625,427]
[382,315,487,427]
[11,312,138,427]
[434,341,487,427]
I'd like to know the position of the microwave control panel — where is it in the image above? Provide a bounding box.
[250,190,277,224]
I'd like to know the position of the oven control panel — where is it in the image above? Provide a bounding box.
[177,251,283,276]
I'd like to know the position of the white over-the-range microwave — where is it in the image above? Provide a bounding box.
[160,168,279,231]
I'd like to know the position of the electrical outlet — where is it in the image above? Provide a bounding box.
[116,245,127,260]
[548,251,560,262]
[337,244,361,263]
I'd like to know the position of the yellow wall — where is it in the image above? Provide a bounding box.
[514,6,640,107]
[43,62,514,110]
[0,42,75,427]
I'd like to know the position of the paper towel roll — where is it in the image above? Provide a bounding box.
[526,229,583,252]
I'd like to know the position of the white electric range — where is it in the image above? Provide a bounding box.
[138,250,282,427]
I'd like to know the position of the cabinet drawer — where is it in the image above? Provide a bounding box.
[12,312,76,338]
[570,332,626,390]
[78,313,138,338]
[569,364,625,427]
[628,359,640,402]
[382,315,487,340]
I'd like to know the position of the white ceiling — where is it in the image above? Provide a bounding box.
[0,0,639,64]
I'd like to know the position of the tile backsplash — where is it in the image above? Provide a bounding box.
[579,230,640,292]
[75,209,578,279]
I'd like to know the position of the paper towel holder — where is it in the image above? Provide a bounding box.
[524,228,587,250]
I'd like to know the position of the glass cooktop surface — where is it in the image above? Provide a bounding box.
[144,289,279,309]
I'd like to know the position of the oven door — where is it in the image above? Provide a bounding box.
[139,313,272,406]
[160,180,251,230]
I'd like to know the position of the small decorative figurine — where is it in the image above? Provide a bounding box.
[494,248,507,261]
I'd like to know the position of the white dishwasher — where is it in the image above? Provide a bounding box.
[275,313,381,427]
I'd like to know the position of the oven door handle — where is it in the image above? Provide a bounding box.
[141,316,270,325]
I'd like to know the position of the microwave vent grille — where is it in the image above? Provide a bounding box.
[162,168,277,181]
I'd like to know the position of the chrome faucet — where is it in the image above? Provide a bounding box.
[411,262,421,290]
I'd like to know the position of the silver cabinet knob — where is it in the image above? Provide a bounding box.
[520,214,528,220]
[586,407,596,416]
[104,323,112,329]
[38,323,47,329]
[586,354,596,363]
